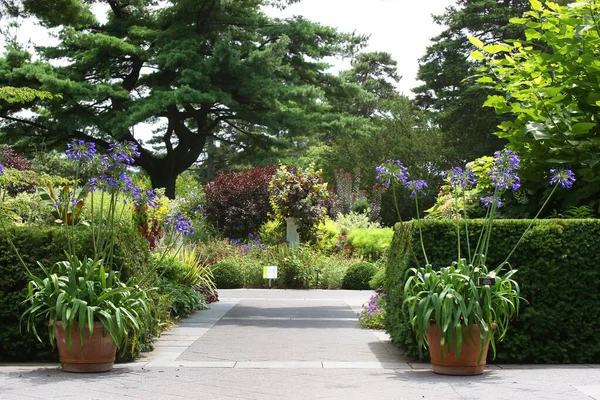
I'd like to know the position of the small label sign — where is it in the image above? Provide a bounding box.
[479,277,496,286]
[263,266,278,279]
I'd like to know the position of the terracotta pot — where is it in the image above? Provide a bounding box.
[54,321,117,373]
[426,323,491,376]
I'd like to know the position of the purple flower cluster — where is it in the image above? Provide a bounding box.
[490,150,521,191]
[446,167,476,188]
[375,159,409,187]
[66,139,96,162]
[164,213,195,236]
[405,180,428,198]
[228,233,266,254]
[480,196,502,209]
[107,141,140,166]
[550,169,576,189]
[0,163,3,176]
[360,293,385,318]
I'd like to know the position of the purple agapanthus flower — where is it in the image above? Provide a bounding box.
[375,159,409,187]
[164,213,194,236]
[447,167,476,188]
[481,196,502,209]
[550,169,576,189]
[405,179,428,198]
[490,150,521,191]
[66,139,96,162]
[107,141,140,166]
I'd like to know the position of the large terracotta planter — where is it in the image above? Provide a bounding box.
[54,321,117,373]
[426,323,491,376]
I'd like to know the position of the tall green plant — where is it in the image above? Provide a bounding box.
[472,0,600,213]
[393,150,576,359]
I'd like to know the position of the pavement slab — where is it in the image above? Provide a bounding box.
[1,289,599,399]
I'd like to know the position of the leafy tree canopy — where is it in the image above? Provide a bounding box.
[476,0,600,213]
[413,0,541,163]
[0,0,369,197]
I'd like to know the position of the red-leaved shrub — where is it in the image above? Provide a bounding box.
[204,165,277,238]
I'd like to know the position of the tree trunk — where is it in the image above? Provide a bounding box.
[150,168,177,199]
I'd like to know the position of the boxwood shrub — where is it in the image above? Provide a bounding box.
[0,224,154,362]
[384,219,600,363]
[342,262,378,290]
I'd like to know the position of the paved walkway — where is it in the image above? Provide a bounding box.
[1,289,599,399]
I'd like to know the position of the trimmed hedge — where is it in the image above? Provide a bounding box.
[0,225,153,362]
[342,262,378,290]
[384,219,600,363]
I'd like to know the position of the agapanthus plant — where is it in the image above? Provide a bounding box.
[380,150,577,363]
[375,159,410,222]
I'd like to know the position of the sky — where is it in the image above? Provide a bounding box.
[3,0,456,97]
[266,0,457,96]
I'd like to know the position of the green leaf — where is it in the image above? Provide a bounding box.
[468,36,484,50]
[477,76,493,83]
[571,122,596,135]
[470,51,485,61]
[530,0,543,11]
[482,44,512,54]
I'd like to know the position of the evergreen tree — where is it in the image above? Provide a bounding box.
[0,0,366,197]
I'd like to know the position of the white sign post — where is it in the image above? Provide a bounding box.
[263,265,278,288]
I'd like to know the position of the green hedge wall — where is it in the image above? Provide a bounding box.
[384,219,600,364]
[0,225,153,362]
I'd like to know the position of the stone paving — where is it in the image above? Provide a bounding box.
[1,289,599,400]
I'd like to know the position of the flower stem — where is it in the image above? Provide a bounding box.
[415,196,430,266]
[498,184,558,271]
[391,183,403,223]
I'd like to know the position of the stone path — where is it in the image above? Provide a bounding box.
[1,289,599,400]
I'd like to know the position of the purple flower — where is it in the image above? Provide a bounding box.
[164,213,194,236]
[481,196,502,209]
[0,163,3,176]
[107,141,140,166]
[66,139,96,162]
[490,150,521,191]
[404,179,428,198]
[375,159,409,187]
[446,167,476,188]
[550,169,576,189]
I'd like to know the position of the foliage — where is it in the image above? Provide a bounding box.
[0,191,53,225]
[210,261,243,289]
[0,225,154,361]
[358,292,386,330]
[314,217,340,252]
[159,282,207,318]
[342,262,378,290]
[39,182,88,226]
[346,228,393,260]
[0,0,368,197]
[475,0,600,214]
[268,165,328,242]
[335,211,381,235]
[412,0,532,163]
[549,205,597,219]
[386,219,600,363]
[320,96,447,224]
[279,245,317,288]
[0,145,32,170]
[205,165,276,238]
[369,268,386,291]
[0,166,39,196]
[22,255,151,353]
[258,219,285,245]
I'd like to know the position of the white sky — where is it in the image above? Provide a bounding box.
[267,0,456,95]
[4,0,455,97]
